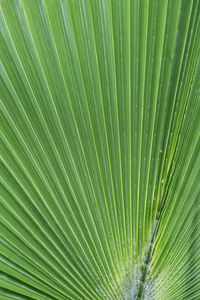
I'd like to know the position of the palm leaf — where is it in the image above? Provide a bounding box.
[0,0,200,299]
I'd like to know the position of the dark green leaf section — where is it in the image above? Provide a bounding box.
[0,0,200,299]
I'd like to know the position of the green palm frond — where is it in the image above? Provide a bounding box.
[0,0,200,299]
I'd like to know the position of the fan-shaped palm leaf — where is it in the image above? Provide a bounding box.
[0,0,200,299]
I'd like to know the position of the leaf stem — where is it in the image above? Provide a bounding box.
[135,209,160,299]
